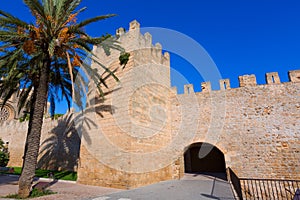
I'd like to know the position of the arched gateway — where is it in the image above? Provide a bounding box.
[184,143,226,179]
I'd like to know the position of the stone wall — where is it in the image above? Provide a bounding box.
[0,113,80,171]
[174,74,300,180]
[76,20,300,188]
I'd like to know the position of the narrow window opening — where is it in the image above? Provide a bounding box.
[272,75,275,83]
[223,82,227,90]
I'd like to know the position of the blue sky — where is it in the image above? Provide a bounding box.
[1,0,300,113]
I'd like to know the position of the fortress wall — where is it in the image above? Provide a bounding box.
[0,114,80,171]
[77,20,298,188]
[174,71,300,179]
[0,120,28,167]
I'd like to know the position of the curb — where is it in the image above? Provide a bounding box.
[1,174,77,184]
[36,177,76,184]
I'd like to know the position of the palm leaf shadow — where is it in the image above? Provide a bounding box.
[37,113,81,171]
[37,88,120,171]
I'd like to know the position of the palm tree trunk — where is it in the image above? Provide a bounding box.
[18,59,50,198]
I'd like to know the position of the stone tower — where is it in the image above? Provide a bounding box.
[76,20,181,188]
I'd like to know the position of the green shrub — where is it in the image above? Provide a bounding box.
[0,138,9,167]
[52,113,64,120]
[19,113,30,122]
[30,188,56,198]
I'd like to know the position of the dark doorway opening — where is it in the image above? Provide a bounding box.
[184,143,226,180]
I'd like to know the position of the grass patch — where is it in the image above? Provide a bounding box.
[5,188,56,199]
[30,188,56,198]
[1,167,77,181]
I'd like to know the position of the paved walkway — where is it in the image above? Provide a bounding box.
[0,175,122,200]
[90,173,236,200]
[0,174,236,200]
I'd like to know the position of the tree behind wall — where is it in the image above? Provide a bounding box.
[0,138,9,167]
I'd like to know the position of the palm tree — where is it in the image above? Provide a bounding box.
[0,0,129,197]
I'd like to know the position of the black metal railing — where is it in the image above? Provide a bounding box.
[227,168,243,199]
[226,168,300,200]
[240,178,300,200]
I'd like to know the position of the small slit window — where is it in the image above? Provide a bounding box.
[272,75,275,83]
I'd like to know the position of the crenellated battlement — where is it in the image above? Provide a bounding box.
[178,69,300,95]
[109,21,300,96]
[93,20,170,67]
[289,70,300,82]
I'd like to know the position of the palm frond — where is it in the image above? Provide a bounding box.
[23,0,45,20]
[62,0,82,18]
[0,10,28,28]
[75,14,116,29]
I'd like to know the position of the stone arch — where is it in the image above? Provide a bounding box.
[183,142,226,176]
[0,103,16,122]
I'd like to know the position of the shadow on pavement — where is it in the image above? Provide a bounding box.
[201,193,221,199]
[0,174,19,185]
[187,172,227,181]
[0,174,59,188]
